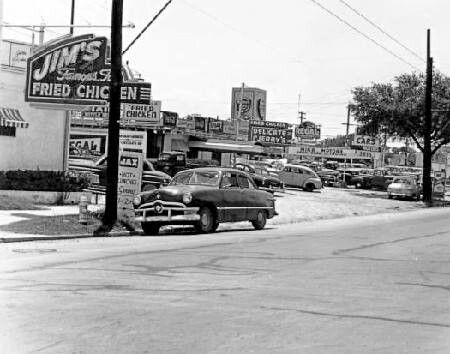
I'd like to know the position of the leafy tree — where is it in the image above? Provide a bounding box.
[350,71,450,203]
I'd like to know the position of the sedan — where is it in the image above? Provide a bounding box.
[387,176,421,200]
[134,167,277,235]
[234,163,284,192]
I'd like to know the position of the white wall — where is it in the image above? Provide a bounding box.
[0,67,67,170]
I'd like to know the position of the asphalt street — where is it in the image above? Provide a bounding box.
[1,208,450,353]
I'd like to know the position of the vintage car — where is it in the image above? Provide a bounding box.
[69,154,172,191]
[233,163,284,192]
[338,168,373,189]
[387,175,421,200]
[134,167,277,235]
[278,164,323,191]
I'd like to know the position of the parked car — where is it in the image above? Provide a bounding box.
[278,164,323,191]
[338,168,373,189]
[316,168,340,186]
[234,163,284,192]
[387,175,421,200]
[134,167,277,235]
[69,154,171,191]
[154,151,220,177]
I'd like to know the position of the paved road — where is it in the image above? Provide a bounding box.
[1,208,450,353]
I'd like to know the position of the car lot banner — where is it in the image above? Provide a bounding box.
[288,145,380,160]
[25,34,151,105]
[351,135,382,152]
[249,120,292,145]
[295,121,321,140]
[117,151,143,227]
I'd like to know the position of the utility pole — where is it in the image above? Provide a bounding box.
[423,29,433,204]
[97,0,123,233]
[70,0,75,35]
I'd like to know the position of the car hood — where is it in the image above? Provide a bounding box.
[145,170,171,179]
[388,183,415,190]
[140,184,216,203]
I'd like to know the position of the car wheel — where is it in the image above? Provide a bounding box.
[141,222,160,235]
[251,210,267,230]
[304,184,314,192]
[195,207,216,233]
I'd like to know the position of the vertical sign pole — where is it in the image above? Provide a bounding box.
[423,29,433,204]
[70,0,75,35]
[98,0,123,234]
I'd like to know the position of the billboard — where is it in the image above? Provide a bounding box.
[231,87,267,121]
[25,34,151,105]
[288,145,379,160]
[352,135,381,152]
[249,120,292,145]
[295,121,321,140]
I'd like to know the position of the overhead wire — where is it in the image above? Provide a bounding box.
[308,0,421,71]
[337,0,425,63]
[123,0,175,55]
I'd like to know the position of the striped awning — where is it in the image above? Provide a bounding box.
[0,108,29,128]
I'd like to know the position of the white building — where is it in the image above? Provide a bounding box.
[0,38,69,171]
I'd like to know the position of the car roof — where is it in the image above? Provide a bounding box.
[284,164,315,173]
[177,167,248,174]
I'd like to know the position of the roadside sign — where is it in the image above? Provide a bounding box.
[295,121,321,140]
[25,34,151,106]
[117,151,142,226]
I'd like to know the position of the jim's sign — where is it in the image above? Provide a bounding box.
[25,34,151,105]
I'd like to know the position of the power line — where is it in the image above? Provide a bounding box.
[337,0,425,62]
[123,0,175,55]
[308,0,421,71]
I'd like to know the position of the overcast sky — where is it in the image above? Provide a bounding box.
[2,0,447,138]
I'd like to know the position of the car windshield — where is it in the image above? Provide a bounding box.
[393,177,413,184]
[170,170,220,186]
[159,153,171,161]
[254,168,268,175]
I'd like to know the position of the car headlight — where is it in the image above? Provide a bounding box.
[133,195,141,207]
[182,192,192,204]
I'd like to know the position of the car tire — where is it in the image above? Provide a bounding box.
[195,207,216,233]
[141,222,160,235]
[304,184,314,192]
[252,210,267,230]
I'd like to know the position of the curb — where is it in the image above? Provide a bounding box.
[0,230,142,243]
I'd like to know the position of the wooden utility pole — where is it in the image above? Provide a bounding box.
[97,0,123,233]
[423,29,433,204]
[70,0,75,35]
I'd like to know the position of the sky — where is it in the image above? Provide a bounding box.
[2,0,449,138]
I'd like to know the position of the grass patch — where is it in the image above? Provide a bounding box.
[0,195,46,210]
[0,214,101,235]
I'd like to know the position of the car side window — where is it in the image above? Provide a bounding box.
[237,174,250,188]
[221,172,239,188]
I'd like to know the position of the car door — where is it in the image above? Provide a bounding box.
[292,166,305,188]
[220,171,244,222]
[279,166,291,186]
[237,173,263,221]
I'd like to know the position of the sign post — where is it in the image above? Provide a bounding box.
[99,0,123,233]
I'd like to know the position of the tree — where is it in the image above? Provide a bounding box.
[350,71,450,203]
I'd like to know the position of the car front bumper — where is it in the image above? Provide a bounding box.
[135,201,200,222]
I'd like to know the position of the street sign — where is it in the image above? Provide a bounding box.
[295,121,321,140]
[25,34,151,106]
